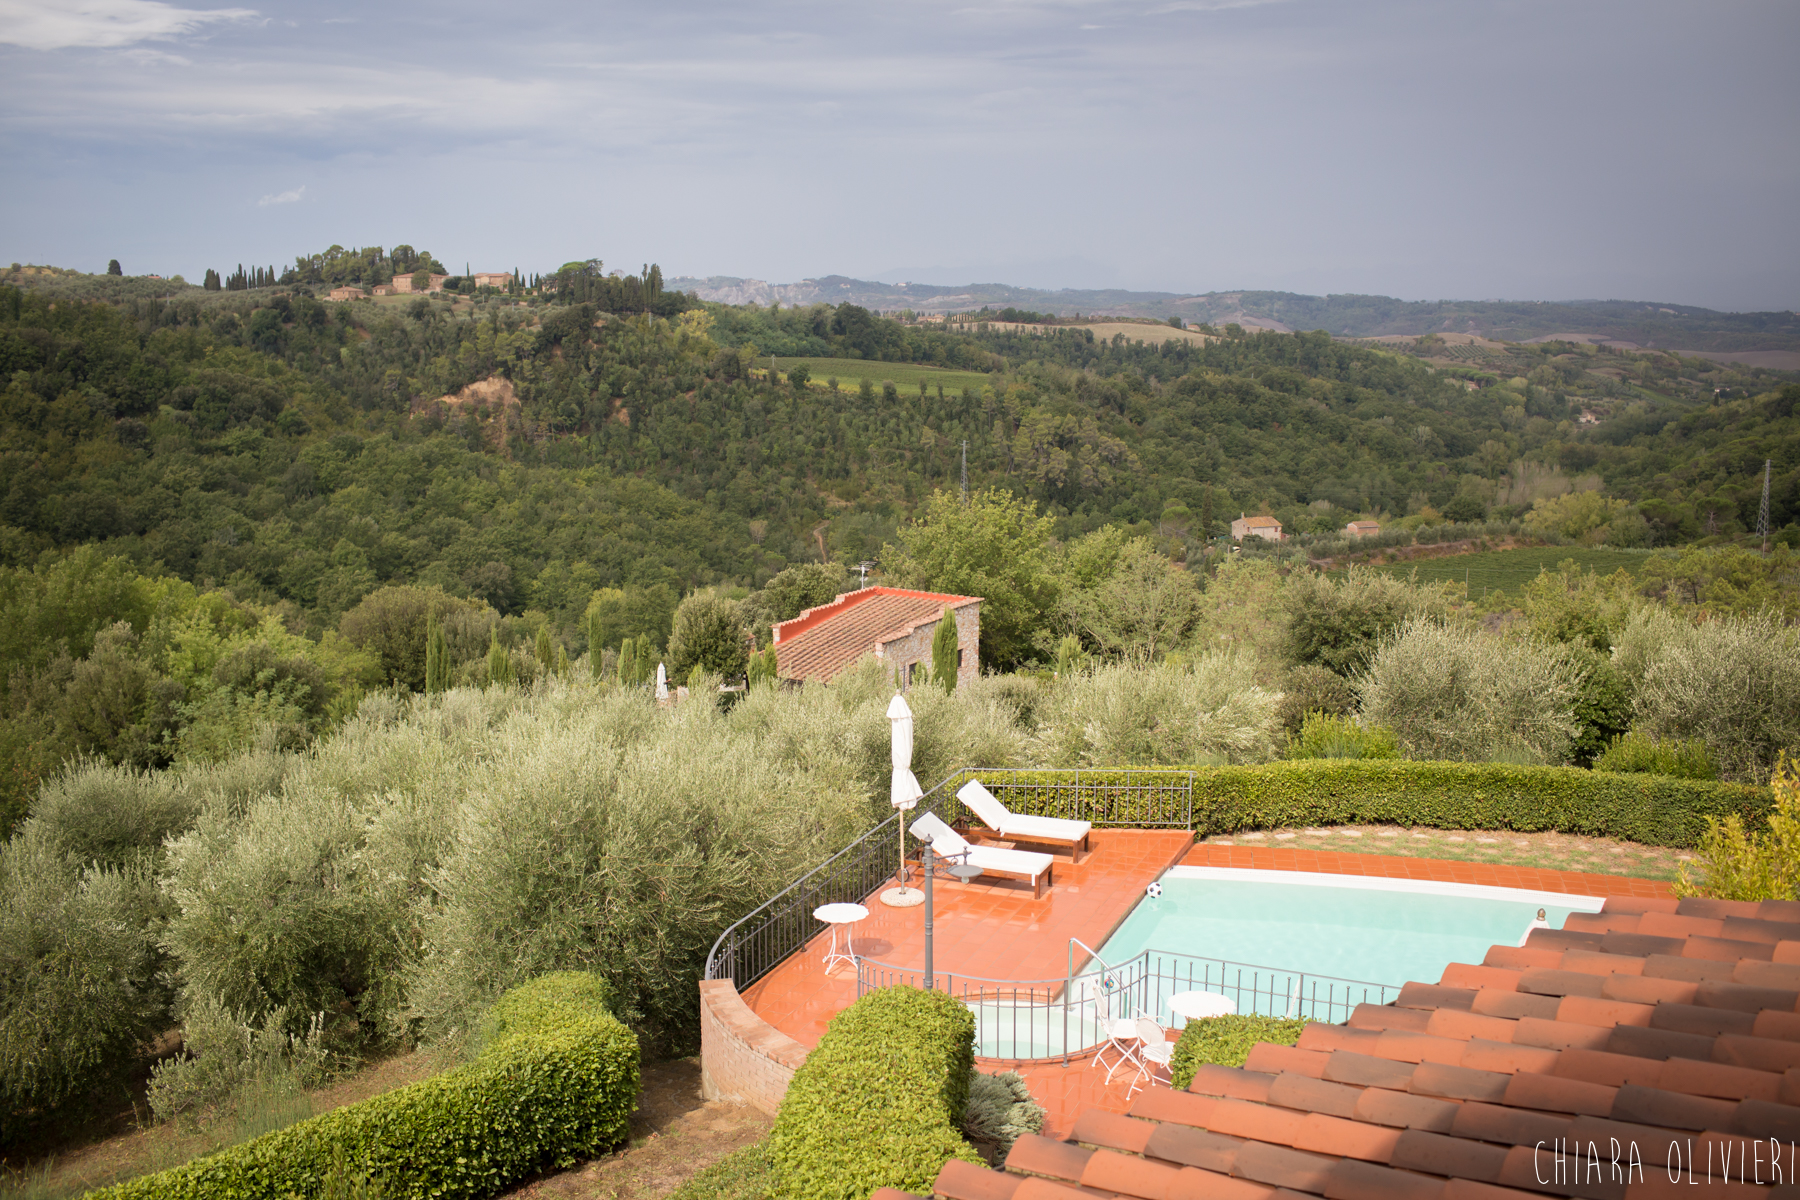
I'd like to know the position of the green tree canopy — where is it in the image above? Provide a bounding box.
[666,591,748,684]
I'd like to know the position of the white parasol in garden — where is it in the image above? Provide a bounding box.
[882,692,926,907]
[655,662,668,701]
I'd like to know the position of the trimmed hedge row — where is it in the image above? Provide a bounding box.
[969,761,1772,848]
[1168,1014,1308,1090]
[767,986,981,1200]
[93,973,639,1200]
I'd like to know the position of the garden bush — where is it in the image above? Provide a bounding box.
[1169,1015,1308,1089]
[1675,755,1798,902]
[1284,712,1398,761]
[1359,618,1580,763]
[767,986,980,1200]
[1032,657,1280,767]
[961,1069,1045,1157]
[91,972,638,1200]
[1594,731,1717,781]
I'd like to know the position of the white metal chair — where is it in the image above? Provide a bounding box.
[1080,980,1142,1083]
[1128,1016,1175,1098]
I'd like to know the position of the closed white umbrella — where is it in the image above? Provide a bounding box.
[655,662,668,701]
[882,692,925,907]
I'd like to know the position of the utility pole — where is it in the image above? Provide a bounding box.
[961,440,968,504]
[1757,458,1773,558]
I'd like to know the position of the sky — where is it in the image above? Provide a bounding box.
[2,0,1797,311]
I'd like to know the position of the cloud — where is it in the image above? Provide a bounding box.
[256,184,302,206]
[0,0,257,51]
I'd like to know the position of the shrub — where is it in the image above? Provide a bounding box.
[91,972,638,1200]
[1285,712,1398,761]
[767,987,980,1200]
[1032,657,1280,767]
[147,998,332,1128]
[28,757,198,868]
[1612,607,1800,783]
[337,586,493,692]
[0,831,169,1134]
[1595,731,1718,781]
[1273,664,1357,735]
[1169,1015,1308,1089]
[1566,649,1633,769]
[960,1070,1045,1157]
[667,590,748,684]
[1280,567,1450,676]
[1359,618,1580,764]
[668,1143,772,1200]
[1675,755,1798,902]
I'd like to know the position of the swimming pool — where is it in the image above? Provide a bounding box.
[951,867,1602,1059]
[1096,866,1603,992]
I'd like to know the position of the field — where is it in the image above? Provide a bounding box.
[957,321,1214,346]
[769,357,994,394]
[1341,546,1655,595]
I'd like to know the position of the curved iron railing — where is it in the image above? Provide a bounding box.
[702,767,1196,988]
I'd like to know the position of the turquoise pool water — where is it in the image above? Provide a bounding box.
[1094,868,1601,989]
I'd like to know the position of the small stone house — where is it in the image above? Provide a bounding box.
[771,587,981,690]
[390,272,449,294]
[1344,520,1381,537]
[327,286,366,301]
[471,272,514,288]
[1230,513,1284,542]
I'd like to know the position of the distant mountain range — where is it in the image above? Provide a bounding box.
[668,275,1800,357]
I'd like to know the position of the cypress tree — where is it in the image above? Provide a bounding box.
[424,609,450,694]
[931,607,960,694]
[535,626,554,673]
[487,631,513,687]
[589,611,605,679]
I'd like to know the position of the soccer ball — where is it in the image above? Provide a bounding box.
[1146,881,1163,899]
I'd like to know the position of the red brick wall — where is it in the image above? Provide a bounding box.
[698,979,810,1115]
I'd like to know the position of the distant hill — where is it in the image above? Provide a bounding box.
[668,275,1800,355]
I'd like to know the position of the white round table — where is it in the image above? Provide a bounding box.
[814,902,869,972]
[1168,989,1237,1026]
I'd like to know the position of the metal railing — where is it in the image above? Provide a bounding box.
[702,766,1195,988]
[855,947,1399,1063]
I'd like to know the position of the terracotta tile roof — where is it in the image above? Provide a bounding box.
[771,586,979,684]
[925,895,1800,1200]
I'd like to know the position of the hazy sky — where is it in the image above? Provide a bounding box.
[3,0,1796,309]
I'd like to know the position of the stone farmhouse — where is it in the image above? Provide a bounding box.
[1230,514,1284,543]
[390,272,449,294]
[471,272,515,288]
[1345,520,1381,537]
[771,587,981,690]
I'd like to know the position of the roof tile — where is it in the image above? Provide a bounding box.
[1676,897,1764,920]
[1605,1025,1716,1062]
[1643,954,1738,983]
[1007,1133,1095,1183]
[1427,1009,1520,1044]
[1009,1179,1102,1200]
[1638,912,1726,940]
[1729,1098,1800,1141]
[1556,996,1656,1029]
[1190,1064,1276,1101]
[1785,1068,1800,1106]
[1560,950,1648,978]
[1202,1096,1311,1145]
[1398,983,1478,1012]
[1246,1044,1332,1079]
[1268,1073,1365,1119]
[1599,975,1699,1007]
[1520,969,1609,999]
[871,1189,929,1200]
[1683,936,1776,964]
[1562,1115,1680,1167]
[1442,964,1524,991]
[1390,1129,1509,1181]
[1552,1049,1668,1089]
[1751,1011,1800,1042]
[1776,941,1800,966]
[1696,981,1800,1014]
[1602,897,1680,915]
[1231,1142,1341,1192]
[935,1159,1021,1199]
[1300,1024,1384,1055]
[1071,1108,1156,1155]
[1711,1034,1800,1074]
[1658,1057,1784,1103]
[1349,1003,1432,1032]
[1163,1165,1276,1200]
[1485,946,1565,971]
[1566,913,1642,935]
[1650,1003,1758,1039]
[1734,961,1800,991]
[1325,1051,1418,1090]
[1759,900,1800,923]
[1128,1088,1219,1129]
[1597,932,1689,959]
[1321,1159,1444,1200]
[1377,1030,1475,1066]
[1610,1083,1738,1130]
[1292,1112,1403,1162]
[1410,1062,1513,1103]
[1459,1039,1561,1076]
[1495,1143,1627,1199]
[1079,1147,1184,1197]
[1720,918,1800,946]
[774,588,978,683]
[1143,1121,1245,1173]
[1474,990,1561,1021]
[1502,1071,1618,1117]
[1440,1181,1549,1200]
[1353,1086,1463,1131]
[1514,1018,1615,1053]
[1450,1100,1572,1147]
[1527,929,1607,954]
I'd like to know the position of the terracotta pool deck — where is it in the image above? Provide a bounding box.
[740,833,1676,1138]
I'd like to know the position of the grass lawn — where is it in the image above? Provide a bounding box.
[768,357,994,395]
[1350,546,1656,595]
[1198,824,1691,882]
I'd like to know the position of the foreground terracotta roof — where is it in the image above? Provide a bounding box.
[772,587,979,684]
[903,894,1800,1200]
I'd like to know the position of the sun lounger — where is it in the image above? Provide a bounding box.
[909,811,1056,899]
[957,780,1093,861]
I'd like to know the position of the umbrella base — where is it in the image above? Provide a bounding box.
[878,886,925,908]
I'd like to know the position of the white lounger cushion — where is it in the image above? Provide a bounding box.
[957,780,1092,842]
[910,811,1055,880]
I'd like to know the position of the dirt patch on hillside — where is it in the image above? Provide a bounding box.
[503,1058,772,1200]
[421,376,521,411]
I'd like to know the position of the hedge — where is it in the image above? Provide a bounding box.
[959,761,1773,848]
[767,986,981,1200]
[1168,1014,1308,1090]
[92,973,639,1200]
